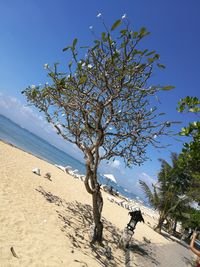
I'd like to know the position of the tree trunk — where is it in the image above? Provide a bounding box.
[166,218,174,234]
[84,159,104,244]
[154,215,165,234]
[91,188,103,243]
[172,219,177,235]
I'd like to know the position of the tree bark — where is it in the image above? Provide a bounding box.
[172,219,177,235]
[166,218,174,234]
[85,159,104,243]
[154,215,165,234]
[91,187,103,243]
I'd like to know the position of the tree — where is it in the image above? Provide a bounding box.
[22,17,174,243]
[140,97,200,235]
[140,153,191,233]
[177,96,200,204]
[182,208,200,230]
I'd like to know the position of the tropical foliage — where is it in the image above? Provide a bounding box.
[177,96,200,204]
[181,208,200,230]
[140,97,200,234]
[140,153,191,233]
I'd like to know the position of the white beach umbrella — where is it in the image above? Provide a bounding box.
[103,174,117,184]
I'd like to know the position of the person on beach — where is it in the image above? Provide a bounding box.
[190,231,200,267]
[109,186,114,195]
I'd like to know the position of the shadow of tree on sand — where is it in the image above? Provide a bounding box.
[127,243,160,266]
[36,186,157,266]
[182,256,196,267]
[36,186,125,266]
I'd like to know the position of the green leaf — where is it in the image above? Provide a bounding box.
[94,40,100,45]
[146,50,155,57]
[157,63,166,69]
[72,38,78,48]
[101,32,107,42]
[140,27,146,34]
[63,46,71,52]
[154,54,160,60]
[79,76,87,84]
[139,27,150,37]
[132,31,138,38]
[133,49,143,55]
[68,61,73,68]
[31,89,38,98]
[142,49,148,55]
[48,72,54,78]
[148,58,154,63]
[189,107,200,113]
[80,46,89,49]
[120,29,127,36]
[162,85,175,91]
[107,34,113,46]
[111,19,121,31]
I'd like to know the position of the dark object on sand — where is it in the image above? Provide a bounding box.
[119,209,145,249]
[127,210,145,231]
[44,172,52,181]
[109,186,114,195]
[32,168,41,176]
[143,237,151,243]
[10,246,18,258]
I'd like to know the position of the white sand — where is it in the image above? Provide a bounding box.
[0,141,195,266]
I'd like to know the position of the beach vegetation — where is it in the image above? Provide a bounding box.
[177,96,200,204]
[140,152,191,234]
[140,97,200,235]
[22,16,174,243]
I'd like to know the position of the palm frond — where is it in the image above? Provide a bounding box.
[139,180,156,207]
[170,152,179,168]
[152,183,160,206]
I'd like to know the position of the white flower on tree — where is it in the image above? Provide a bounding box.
[44,63,49,69]
[122,14,126,19]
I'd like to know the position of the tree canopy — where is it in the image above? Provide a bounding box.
[22,17,174,243]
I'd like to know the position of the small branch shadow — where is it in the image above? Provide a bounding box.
[35,186,63,206]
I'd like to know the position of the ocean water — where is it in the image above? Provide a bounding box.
[0,115,86,174]
[0,114,145,204]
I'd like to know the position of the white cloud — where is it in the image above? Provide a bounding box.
[113,168,158,199]
[109,159,121,169]
[99,158,125,181]
[138,172,157,185]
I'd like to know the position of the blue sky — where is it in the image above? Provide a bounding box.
[0,0,200,197]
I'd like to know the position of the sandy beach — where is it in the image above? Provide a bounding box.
[0,141,196,266]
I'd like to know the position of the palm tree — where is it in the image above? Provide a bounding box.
[140,153,191,233]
